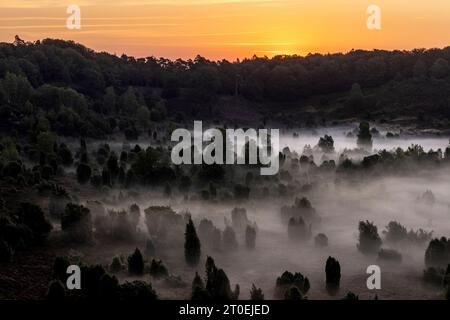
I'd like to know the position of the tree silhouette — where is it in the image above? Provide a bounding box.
[185,218,201,266]
[357,220,382,255]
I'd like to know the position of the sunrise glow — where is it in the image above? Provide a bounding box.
[1,0,449,59]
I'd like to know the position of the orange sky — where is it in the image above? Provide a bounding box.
[0,0,449,60]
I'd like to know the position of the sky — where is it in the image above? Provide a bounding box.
[0,0,449,60]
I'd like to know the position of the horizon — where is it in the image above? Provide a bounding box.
[1,0,449,60]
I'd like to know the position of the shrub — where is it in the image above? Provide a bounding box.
[245,225,256,249]
[191,272,210,300]
[284,285,304,300]
[425,237,450,268]
[98,273,120,300]
[47,280,65,301]
[61,203,93,243]
[16,202,52,242]
[287,217,311,241]
[127,248,144,275]
[275,271,310,299]
[49,189,71,220]
[185,218,201,266]
[58,143,73,166]
[149,259,169,278]
[119,281,157,301]
[2,161,22,178]
[0,239,14,263]
[231,207,250,231]
[52,256,71,282]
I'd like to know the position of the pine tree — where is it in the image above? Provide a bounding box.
[325,256,341,293]
[128,248,144,275]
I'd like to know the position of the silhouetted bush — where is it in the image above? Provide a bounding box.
[127,248,144,275]
[315,233,328,247]
[425,237,450,268]
[275,271,310,298]
[119,280,157,301]
[198,218,222,251]
[325,256,341,291]
[80,264,106,298]
[185,218,201,266]
[233,184,250,201]
[76,163,91,184]
[357,122,372,150]
[52,256,71,284]
[357,220,382,255]
[205,256,239,300]
[149,259,169,278]
[145,238,155,256]
[0,239,13,263]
